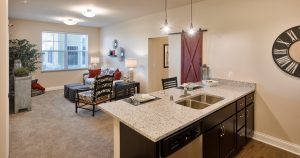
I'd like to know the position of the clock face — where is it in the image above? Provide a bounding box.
[272,26,300,78]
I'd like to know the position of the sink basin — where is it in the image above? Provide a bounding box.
[175,94,224,110]
[189,94,224,104]
[176,99,210,109]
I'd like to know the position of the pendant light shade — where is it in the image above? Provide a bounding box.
[161,0,171,33]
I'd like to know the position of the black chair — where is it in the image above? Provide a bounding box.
[114,83,138,100]
[75,75,114,116]
[161,77,178,90]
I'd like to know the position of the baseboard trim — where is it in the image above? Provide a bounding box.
[45,86,64,92]
[253,131,300,156]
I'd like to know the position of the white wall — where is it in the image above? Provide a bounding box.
[100,0,300,149]
[9,19,101,89]
[168,34,181,84]
[0,0,9,157]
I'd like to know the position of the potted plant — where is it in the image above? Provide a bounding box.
[9,39,41,113]
[14,67,29,77]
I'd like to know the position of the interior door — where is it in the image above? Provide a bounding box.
[181,32,203,84]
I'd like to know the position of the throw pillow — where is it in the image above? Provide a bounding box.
[89,69,101,78]
[32,82,45,91]
[114,69,122,80]
[102,68,110,75]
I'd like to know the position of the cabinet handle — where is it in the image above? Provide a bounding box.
[239,114,244,118]
[220,125,225,137]
[239,103,243,106]
[220,126,223,137]
[223,125,226,136]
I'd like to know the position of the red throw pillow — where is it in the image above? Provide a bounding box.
[32,82,45,91]
[89,69,101,78]
[114,69,122,80]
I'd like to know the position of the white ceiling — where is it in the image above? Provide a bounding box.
[9,0,204,27]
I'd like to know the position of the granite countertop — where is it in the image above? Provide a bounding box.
[98,79,256,142]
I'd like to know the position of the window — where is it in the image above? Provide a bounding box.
[42,32,88,71]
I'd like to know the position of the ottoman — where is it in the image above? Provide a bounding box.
[68,85,91,102]
[64,83,82,98]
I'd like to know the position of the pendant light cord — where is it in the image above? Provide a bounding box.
[190,0,193,27]
[165,0,168,23]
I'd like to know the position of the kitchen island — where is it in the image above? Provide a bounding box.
[99,79,255,158]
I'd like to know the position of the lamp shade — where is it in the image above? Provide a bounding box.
[125,58,137,68]
[90,57,100,64]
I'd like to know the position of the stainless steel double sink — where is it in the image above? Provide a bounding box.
[175,94,224,110]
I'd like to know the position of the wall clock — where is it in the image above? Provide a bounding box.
[272,25,300,78]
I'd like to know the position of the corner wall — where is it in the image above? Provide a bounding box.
[9,19,101,89]
[0,0,9,157]
[99,0,300,151]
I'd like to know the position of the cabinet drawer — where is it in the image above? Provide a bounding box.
[237,109,245,130]
[203,102,236,132]
[246,93,254,105]
[237,127,246,150]
[237,97,245,112]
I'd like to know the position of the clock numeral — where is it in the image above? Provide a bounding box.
[285,62,298,74]
[286,30,298,42]
[276,56,291,67]
[273,49,288,55]
[276,38,291,47]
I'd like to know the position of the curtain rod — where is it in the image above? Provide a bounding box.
[168,29,208,35]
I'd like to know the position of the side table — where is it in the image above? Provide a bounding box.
[114,81,140,100]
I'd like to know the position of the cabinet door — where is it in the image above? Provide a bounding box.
[246,103,254,139]
[220,115,236,158]
[203,125,220,158]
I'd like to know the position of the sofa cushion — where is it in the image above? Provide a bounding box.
[89,69,101,78]
[101,68,110,75]
[85,78,95,85]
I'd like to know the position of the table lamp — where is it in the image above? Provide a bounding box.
[125,58,137,81]
[90,57,100,69]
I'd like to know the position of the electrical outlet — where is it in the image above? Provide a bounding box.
[227,71,233,79]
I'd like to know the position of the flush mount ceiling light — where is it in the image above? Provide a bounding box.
[160,0,171,33]
[64,19,78,25]
[188,0,196,35]
[82,9,96,18]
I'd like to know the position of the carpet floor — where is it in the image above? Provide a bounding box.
[10,90,113,158]
[9,90,298,158]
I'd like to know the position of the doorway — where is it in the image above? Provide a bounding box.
[148,36,169,92]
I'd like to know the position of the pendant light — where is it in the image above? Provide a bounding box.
[188,0,196,35]
[161,0,170,33]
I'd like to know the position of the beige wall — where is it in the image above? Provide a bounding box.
[9,19,100,89]
[100,0,300,147]
[0,0,9,157]
[148,37,168,92]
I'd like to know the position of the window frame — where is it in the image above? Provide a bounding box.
[41,31,89,72]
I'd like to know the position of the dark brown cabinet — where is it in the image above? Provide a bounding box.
[237,127,246,150]
[119,92,255,158]
[246,103,254,139]
[203,115,236,158]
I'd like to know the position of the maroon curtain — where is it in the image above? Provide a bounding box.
[181,32,203,84]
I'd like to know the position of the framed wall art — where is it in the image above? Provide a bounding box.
[164,44,169,68]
